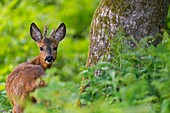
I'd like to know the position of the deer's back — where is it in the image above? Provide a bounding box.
[6,62,45,103]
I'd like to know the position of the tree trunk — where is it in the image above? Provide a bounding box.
[86,0,169,67]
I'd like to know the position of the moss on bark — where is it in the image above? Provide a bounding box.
[86,0,169,67]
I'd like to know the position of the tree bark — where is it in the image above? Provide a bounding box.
[86,0,169,67]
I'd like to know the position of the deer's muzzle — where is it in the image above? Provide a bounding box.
[45,56,55,64]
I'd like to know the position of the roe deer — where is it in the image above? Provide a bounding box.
[6,22,66,113]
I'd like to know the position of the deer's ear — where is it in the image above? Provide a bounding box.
[55,23,66,42]
[30,23,43,42]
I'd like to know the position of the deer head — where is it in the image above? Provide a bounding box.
[30,23,66,69]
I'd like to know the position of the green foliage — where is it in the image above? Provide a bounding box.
[79,31,170,113]
[0,0,99,39]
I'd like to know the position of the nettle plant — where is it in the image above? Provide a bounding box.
[79,31,170,112]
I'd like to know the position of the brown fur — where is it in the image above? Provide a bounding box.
[6,23,66,113]
[6,62,45,113]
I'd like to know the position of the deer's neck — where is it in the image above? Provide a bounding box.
[30,55,52,70]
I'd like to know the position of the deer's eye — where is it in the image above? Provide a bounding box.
[53,47,57,51]
[40,47,44,51]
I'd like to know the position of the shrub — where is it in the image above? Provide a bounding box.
[79,31,170,113]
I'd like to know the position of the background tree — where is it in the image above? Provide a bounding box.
[86,0,170,67]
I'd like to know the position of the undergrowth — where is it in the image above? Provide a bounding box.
[79,31,170,113]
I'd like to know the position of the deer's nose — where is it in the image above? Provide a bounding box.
[45,56,55,64]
